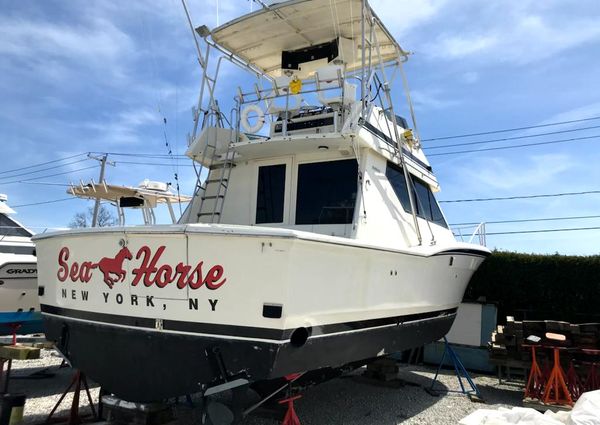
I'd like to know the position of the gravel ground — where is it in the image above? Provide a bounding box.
[6,348,524,424]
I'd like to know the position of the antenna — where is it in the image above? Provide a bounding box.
[180,0,208,71]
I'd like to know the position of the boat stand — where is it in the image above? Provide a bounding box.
[428,337,483,402]
[8,323,21,346]
[45,370,97,424]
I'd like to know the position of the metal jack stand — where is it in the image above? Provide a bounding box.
[428,337,484,402]
[45,370,97,424]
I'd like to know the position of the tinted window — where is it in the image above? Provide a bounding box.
[386,163,411,215]
[385,162,448,228]
[296,159,357,225]
[256,164,286,224]
[0,214,32,237]
[428,190,447,228]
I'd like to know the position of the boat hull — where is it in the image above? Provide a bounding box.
[0,311,43,336]
[43,306,456,402]
[0,260,42,336]
[34,225,489,402]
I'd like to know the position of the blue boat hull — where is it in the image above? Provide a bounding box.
[0,311,44,336]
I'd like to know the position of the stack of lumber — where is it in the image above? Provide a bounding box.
[489,317,600,361]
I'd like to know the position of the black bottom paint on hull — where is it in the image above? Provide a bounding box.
[43,311,455,402]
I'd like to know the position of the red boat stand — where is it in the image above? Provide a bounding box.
[581,349,600,392]
[278,395,302,425]
[8,323,21,346]
[543,346,573,406]
[277,373,303,425]
[45,370,97,424]
[524,344,544,400]
[565,360,582,401]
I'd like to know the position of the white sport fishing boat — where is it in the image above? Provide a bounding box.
[0,194,41,336]
[34,0,490,405]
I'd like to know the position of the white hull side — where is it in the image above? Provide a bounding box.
[0,256,38,314]
[35,225,486,339]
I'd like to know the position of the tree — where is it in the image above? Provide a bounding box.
[69,205,118,228]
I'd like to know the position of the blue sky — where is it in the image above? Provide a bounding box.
[1,0,600,255]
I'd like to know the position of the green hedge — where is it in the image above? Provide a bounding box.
[464,251,600,324]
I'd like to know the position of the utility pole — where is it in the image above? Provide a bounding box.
[88,154,115,227]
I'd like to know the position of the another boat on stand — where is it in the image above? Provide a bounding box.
[0,194,41,337]
[33,0,490,417]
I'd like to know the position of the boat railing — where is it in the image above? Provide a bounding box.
[235,70,358,138]
[454,222,487,246]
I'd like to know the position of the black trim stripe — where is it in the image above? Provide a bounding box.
[309,308,457,337]
[41,305,156,329]
[41,304,457,341]
[433,248,491,258]
[360,121,433,172]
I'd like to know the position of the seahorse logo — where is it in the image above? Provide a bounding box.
[89,247,133,288]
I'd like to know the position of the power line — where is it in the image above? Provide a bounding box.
[440,190,600,203]
[485,226,600,236]
[115,161,195,167]
[451,214,600,227]
[18,181,73,187]
[89,151,188,159]
[12,197,77,208]
[428,134,600,157]
[423,116,600,142]
[0,153,87,175]
[0,165,100,185]
[0,158,90,181]
[425,125,600,150]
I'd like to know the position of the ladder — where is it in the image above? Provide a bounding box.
[184,39,236,224]
[195,149,234,223]
[191,116,236,224]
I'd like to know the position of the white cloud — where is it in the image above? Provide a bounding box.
[435,34,497,59]
[513,102,600,138]
[539,102,600,125]
[424,7,600,65]
[78,108,162,146]
[462,153,576,191]
[0,16,136,82]
[410,89,460,110]
[371,0,449,38]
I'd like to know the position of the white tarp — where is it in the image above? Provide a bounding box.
[460,390,600,425]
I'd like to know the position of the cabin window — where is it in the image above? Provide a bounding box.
[256,164,286,224]
[295,159,357,225]
[0,214,32,237]
[386,162,448,228]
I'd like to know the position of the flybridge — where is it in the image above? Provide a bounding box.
[180,0,437,241]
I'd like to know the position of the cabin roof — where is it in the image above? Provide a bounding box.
[210,0,406,76]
